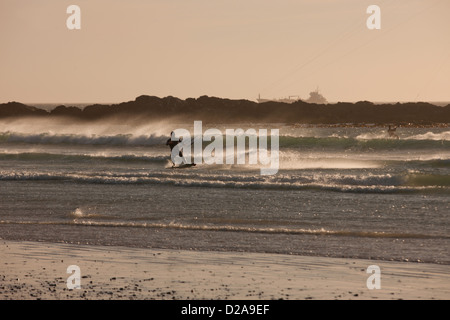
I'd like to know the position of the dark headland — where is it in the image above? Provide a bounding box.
[1,95,449,126]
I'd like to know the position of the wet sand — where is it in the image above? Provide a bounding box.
[0,240,449,300]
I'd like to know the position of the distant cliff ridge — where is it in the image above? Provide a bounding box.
[1,95,449,125]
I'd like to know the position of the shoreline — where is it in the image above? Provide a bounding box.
[1,240,449,300]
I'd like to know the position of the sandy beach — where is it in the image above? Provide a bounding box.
[0,240,448,300]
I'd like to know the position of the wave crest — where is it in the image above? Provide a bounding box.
[1,219,447,240]
[1,170,448,193]
[1,130,450,148]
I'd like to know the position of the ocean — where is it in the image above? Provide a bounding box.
[0,118,449,265]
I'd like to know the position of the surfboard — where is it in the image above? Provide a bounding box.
[170,163,197,169]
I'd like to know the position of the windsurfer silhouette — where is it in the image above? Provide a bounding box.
[387,125,399,139]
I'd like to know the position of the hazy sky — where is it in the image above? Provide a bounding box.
[1,0,449,103]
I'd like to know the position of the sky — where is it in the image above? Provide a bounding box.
[0,0,449,104]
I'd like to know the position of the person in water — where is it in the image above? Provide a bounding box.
[166,132,196,166]
[166,132,183,164]
[387,125,399,139]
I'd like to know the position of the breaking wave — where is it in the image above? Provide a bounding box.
[1,219,447,240]
[279,135,450,150]
[1,130,449,149]
[0,132,167,146]
[1,170,448,193]
[0,152,169,163]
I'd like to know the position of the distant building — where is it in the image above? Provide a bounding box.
[256,94,300,104]
[305,88,327,104]
[257,88,327,104]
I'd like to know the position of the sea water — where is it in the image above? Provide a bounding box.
[0,119,449,264]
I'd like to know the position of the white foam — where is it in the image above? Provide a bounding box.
[405,131,450,141]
